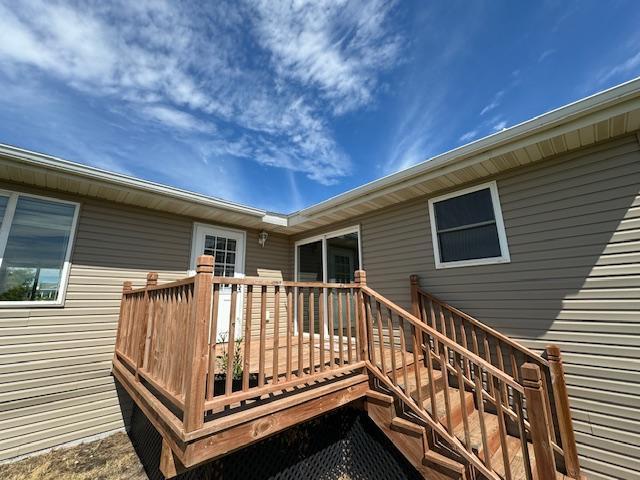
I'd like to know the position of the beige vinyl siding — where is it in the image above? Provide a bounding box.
[298,134,640,480]
[0,184,291,461]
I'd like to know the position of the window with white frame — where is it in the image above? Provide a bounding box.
[0,191,79,305]
[428,181,510,268]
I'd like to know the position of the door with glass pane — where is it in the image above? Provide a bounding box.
[295,229,360,338]
[191,224,245,340]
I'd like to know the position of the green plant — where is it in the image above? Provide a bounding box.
[216,332,244,380]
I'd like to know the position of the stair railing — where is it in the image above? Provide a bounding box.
[358,279,538,480]
[410,274,581,478]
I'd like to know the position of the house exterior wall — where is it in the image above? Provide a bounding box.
[0,182,291,461]
[293,134,640,480]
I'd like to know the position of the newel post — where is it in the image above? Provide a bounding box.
[354,270,369,362]
[114,281,133,354]
[546,345,581,478]
[409,274,420,319]
[135,272,158,381]
[522,363,557,479]
[183,255,214,433]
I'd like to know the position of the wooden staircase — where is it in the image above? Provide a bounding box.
[356,272,584,480]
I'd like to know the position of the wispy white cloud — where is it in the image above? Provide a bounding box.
[249,0,402,114]
[459,130,479,143]
[492,120,507,132]
[597,51,640,85]
[538,49,556,63]
[0,0,401,187]
[480,90,504,116]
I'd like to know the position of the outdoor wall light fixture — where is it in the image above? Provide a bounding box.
[258,230,269,248]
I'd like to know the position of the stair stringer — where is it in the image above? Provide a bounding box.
[365,390,466,480]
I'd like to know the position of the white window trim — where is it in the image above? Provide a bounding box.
[428,180,510,269]
[0,189,80,307]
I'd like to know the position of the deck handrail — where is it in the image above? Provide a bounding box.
[409,274,581,479]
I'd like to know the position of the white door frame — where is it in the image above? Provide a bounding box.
[293,225,362,337]
[190,223,246,340]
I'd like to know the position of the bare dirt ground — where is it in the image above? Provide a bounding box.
[0,432,148,480]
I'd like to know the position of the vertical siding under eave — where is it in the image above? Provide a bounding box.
[355,135,640,480]
[0,191,291,461]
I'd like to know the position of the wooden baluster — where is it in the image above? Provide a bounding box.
[241,284,252,392]
[297,287,304,376]
[514,391,533,480]
[411,324,424,408]
[207,283,222,400]
[346,290,353,364]
[272,285,280,385]
[183,255,213,433]
[448,310,457,344]
[410,274,421,318]
[456,356,471,451]
[309,288,315,374]
[365,295,376,367]
[337,290,344,367]
[483,334,496,397]
[115,281,132,355]
[471,325,480,357]
[546,345,581,479]
[286,286,293,381]
[258,285,267,387]
[225,284,238,396]
[376,301,386,373]
[492,375,512,480]
[136,273,157,382]
[459,319,470,378]
[474,368,492,470]
[522,363,557,480]
[496,343,509,405]
[328,288,335,368]
[428,299,439,356]
[510,346,519,381]
[438,303,447,339]
[425,338,438,416]
[386,308,398,385]
[319,287,325,372]
[398,315,409,392]
[439,351,453,433]
[143,287,154,371]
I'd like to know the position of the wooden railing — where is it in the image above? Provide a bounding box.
[113,262,580,479]
[113,256,365,435]
[410,274,581,478]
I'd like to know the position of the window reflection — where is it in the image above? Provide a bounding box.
[0,196,76,302]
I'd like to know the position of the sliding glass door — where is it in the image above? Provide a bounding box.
[295,227,361,336]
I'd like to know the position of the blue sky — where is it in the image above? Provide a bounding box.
[0,1,639,213]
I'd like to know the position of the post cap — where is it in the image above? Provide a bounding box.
[122,281,133,293]
[354,270,367,285]
[146,272,158,286]
[410,274,419,285]
[521,363,542,388]
[196,255,214,274]
[545,344,561,361]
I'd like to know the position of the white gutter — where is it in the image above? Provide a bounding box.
[0,143,287,225]
[288,76,640,224]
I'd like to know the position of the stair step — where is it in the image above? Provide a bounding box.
[391,417,426,437]
[405,363,445,398]
[453,408,500,456]
[423,450,466,475]
[422,386,476,429]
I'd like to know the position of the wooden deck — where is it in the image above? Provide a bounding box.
[112,260,583,480]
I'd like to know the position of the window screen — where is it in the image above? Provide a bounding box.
[432,187,504,264]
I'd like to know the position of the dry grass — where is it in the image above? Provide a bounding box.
[0,432,147,480]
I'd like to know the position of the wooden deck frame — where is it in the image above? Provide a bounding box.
[113,260,582,479]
